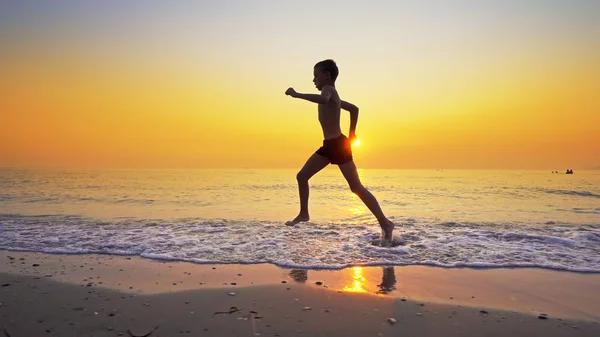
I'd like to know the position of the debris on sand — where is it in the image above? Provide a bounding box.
[127,325,159,337]
[213,307,241,315]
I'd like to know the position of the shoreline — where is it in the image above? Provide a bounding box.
[2,251,599,336]
[2,251,600,322]
[5,272,598,337]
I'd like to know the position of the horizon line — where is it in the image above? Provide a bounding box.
[0,166,597,171]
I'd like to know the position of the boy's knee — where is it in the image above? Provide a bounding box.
[296,171,309,182]
[350,184,365,194]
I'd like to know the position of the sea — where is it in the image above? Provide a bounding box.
[1,168,599,272]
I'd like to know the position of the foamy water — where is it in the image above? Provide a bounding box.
[1,169,599,272]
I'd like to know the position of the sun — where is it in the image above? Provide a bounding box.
[352,139,361,147]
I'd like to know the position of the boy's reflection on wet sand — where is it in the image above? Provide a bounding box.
[287,267,397,295]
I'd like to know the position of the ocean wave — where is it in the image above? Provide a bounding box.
[1,214,599,273]
[0,194,13,201]
[543,188,600,199]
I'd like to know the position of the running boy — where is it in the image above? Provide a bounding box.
[285,59,395,244]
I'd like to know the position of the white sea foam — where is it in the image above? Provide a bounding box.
[1,214,598,272]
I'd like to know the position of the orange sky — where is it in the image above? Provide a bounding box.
[1,1,599,169]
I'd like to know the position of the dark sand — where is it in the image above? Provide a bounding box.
[1,251,599,337]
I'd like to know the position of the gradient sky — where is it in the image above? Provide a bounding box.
[1,0,599,169]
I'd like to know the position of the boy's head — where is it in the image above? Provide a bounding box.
[313,59,338,90]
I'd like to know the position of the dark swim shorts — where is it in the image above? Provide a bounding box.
[315,134,353,165]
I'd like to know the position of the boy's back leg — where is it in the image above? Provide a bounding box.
[286,153,330,226]
[338,160,395,241]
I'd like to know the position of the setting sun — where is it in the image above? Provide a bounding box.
[352,139,361,147]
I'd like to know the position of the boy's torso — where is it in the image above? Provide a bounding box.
[318,86,343,140]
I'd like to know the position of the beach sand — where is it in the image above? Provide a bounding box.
[1,251,599,336]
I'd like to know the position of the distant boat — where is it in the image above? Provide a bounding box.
[566,169,574,174]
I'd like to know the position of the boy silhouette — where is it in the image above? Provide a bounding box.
[285,59,395,244]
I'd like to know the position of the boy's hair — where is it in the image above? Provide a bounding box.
[314,59,339,82]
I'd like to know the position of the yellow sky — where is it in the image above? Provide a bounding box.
[1,1,599,169]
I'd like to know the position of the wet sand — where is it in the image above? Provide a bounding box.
[1,251,599,336]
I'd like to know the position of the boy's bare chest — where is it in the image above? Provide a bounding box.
[318,98,341,114]
[318,103,341,122]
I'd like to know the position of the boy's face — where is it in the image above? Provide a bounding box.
[313,67,328,90]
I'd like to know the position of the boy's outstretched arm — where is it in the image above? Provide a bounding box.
[341,100,359,140]
[285,87,333,105]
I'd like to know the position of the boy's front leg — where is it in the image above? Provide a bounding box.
[286,153,330,226]
[285,176,310,226]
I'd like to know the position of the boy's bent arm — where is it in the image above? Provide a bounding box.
[341,100,358,113]
[342,100,359,138]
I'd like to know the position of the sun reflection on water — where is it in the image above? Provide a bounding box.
[342,267,367,293]
[348,205,366,216]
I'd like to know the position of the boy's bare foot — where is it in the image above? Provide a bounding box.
[381,219,395,243]
[285,215,310,226]
[381,240,392,248]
